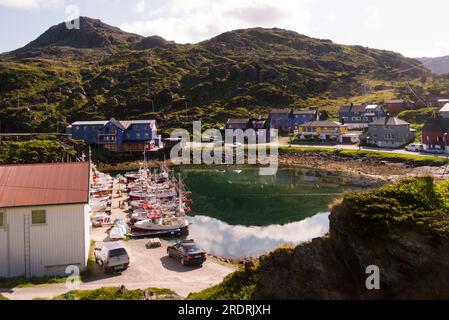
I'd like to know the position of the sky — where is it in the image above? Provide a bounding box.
[0,0,448,57]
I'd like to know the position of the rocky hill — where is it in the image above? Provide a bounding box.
[419,56,449,75]
[189,177,449,300]
[0,17,433,133]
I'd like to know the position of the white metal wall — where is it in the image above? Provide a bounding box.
[0,203,90,278]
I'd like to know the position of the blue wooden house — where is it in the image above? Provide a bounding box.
[269,108,320,132]
[269,109,293,132]
[339,104,386,129]
[291,109,320,129]
[66,118,162,152]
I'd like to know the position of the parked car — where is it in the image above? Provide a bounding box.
[167,240,207,266]
[405,143,424,152]
[94,243,130,273]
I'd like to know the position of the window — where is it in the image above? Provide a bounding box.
[83,126,88,131]
[0,212,4,227]
[144,133,149,138]
[136,133,141,138]
[75,126,80,131]
[32,210,46,225]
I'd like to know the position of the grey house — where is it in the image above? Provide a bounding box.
[367,117,415,148]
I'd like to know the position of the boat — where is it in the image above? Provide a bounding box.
[134,216,190,232]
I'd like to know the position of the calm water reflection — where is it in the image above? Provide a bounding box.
[188,213,329,259]
[178,167,370,259]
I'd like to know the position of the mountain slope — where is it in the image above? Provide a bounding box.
[419,56,449,75]
[0,18,432,133]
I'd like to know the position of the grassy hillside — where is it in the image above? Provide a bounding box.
[0,17,432,134]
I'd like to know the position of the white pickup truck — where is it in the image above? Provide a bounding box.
[94,243,130,273]
[405,143,424,152]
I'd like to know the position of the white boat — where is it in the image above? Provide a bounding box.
[134,216,189,232]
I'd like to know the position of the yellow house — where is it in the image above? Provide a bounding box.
[297,120,348,140]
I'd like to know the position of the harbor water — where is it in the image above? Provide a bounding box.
[179,167,371,259]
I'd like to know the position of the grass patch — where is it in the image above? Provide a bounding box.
[0,276,69,289]
[52,287,178,300]
[187,268,258,300]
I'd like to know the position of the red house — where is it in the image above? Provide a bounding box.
[422,115,449,152]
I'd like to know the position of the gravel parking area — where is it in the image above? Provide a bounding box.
[1,180,236,300]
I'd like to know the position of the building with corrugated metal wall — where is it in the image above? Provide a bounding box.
[0,162,91,278]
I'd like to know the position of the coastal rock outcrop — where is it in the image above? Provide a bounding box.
[190,177,449,300]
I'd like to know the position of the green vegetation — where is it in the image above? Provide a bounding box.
[53,287,178,300]
[0,140,76,163]
[0,18,432,134]
[188,267,258,300]
[82,240,98,278]
[0,276,69,289]
[398,108,437,125]
[342,177,449,233]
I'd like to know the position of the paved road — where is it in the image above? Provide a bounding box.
[187,137,448,159]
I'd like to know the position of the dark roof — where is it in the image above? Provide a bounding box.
[299,120,342,128]
[109,118,127,130]
[385,100,405,104]
[293,109,317,115]
[339,105,366,113]
[423,116,449,132]
[70,119,156,130]
[227,118,250,125]
[269,108,292,114]
[0,162,90,208]
[370,117,409,126]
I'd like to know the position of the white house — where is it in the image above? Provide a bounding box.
[0,162,91,278]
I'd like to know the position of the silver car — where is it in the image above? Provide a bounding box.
[94,243,130,273]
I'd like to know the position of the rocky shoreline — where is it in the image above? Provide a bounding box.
[97,154,448,183]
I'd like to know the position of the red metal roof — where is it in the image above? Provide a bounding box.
[0,162,90,208]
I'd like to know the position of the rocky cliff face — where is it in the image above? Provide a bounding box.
[259,204,449,299]
[190,177,449,300]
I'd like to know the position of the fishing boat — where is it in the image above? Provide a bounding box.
[133,216,190,232]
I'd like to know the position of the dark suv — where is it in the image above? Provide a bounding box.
[167,240,207,266]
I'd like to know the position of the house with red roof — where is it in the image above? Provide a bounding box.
[0,162,91,278]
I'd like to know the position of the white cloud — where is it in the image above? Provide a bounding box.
[134,0,145,14]
[405,41,449,58]
[120,0,315,43]
[324,14,337,22]
[364,5,381,30]
[0,0,62,10]
[188,212,329,258]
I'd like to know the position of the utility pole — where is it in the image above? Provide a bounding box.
[147,79,156,113]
